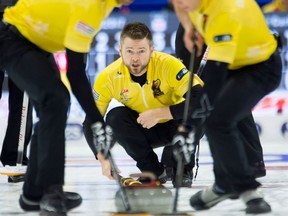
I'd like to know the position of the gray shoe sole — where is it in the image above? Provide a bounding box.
[190,190,232,210]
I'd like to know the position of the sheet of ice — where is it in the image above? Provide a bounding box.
[0,138,287,216]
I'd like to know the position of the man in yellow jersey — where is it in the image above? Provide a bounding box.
[172,0,282,214]
[0,0,134,214]
[175,25,267,179]
[83,22,204,187]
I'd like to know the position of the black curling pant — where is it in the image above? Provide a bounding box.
[237,113,264,167]
[0,25,70,198]
[204,51,282,193]
[0,6,32,168]
[105,107,195,176]
[0,77,32,166]
[174,22,264,174]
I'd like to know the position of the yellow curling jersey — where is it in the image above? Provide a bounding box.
[3,0,120,53]
[93,51,203,122]
[189,0,277,69]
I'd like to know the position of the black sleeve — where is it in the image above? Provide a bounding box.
[175,23,193,69]
[169,84,203,120]
[82,115,98,158]
[170,84,205,141]
[175,23,207,72]
[199,60,228,106]
[185,60,228,128]
[65,48,104,124]
[171,60,227,123]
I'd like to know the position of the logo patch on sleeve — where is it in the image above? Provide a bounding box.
[76,21,95,36]
[214,34,232,42]
[93,89,100,101]
[176,68,189,80]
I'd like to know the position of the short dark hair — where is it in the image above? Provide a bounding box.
[120,22,153,46]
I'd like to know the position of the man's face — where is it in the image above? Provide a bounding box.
[172,0,201,12]
[118,0,135,6]
[119,37,153,77]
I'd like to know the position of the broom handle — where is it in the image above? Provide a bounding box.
[108,152,131,211]
[16,91,29,166]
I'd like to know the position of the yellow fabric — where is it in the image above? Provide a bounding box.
[262,0,287,12]
[4,0,120,53]
[93,51,203,122]
[189,0,277,69]
[60,72,71,91]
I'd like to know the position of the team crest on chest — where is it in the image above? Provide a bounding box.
[152,79,164,97]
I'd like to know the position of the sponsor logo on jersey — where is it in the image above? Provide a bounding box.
[114,71,124,79]
[214,34,232,42]
[152,79,164,97]
[120,88,130,102]
[176,68,188,80]
[93,89,100,101]
[76,21,95,36]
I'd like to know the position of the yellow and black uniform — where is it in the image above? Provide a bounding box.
[184,0,282,203]
[85,51,203,185]
[4,0,119,53]
[94,51,203,118]
[0,0,125,213]
[174,23,267,181]
[188,0,277,69]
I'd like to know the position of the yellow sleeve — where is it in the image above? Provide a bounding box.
[64,4,99,53]
[205,13,238,64]
[164,57,204,97]
[93,72,113,116]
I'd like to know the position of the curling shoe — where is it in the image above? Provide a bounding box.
[138,163,167,184]
[190,185,233,210]
[165,166,173,181]
[8,175,25,183]
[172,168,193,188]
[19,186,82,213]
[240,189,271,214]
[40,185,82,214]
[158,169,167,184]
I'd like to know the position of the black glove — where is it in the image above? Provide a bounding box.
[91,122,114,159]
[172,125,196,165]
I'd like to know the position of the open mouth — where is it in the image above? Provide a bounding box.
[132,63,140,68]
